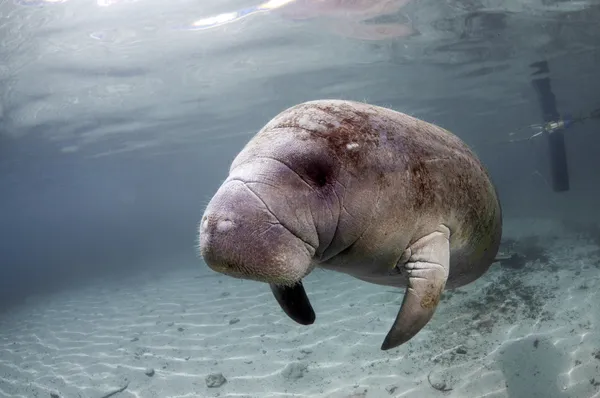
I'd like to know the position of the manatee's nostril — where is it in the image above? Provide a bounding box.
[216,219,235,233]
[200,215,235,233]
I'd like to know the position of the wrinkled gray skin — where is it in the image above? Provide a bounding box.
[199,99,502,350]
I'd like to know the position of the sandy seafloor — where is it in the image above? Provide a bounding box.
[1,218,599,398]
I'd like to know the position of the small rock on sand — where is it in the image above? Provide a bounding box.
[206,373,227,388]
[144,368,155,377]
[282,362,308,380]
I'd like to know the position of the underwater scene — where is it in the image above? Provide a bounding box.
[1,0,600,397]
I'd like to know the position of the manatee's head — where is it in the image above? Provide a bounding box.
[198,101,382,286]
[198,172,317,286]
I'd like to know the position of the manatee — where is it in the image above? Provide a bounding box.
[199,99,502,350]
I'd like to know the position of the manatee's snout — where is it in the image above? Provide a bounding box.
[199,180,315,286]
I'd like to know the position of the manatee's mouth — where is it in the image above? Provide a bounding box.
[200,223,315,286]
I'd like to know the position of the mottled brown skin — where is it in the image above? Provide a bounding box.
[199,99,502,349]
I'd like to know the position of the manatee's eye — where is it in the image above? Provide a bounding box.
[315,174,327,187]
[304,159,331,188]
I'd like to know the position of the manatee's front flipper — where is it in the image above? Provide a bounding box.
[381,225,451,351]
[270,281,316,325]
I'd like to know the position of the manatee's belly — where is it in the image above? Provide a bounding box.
[318,261,409,289]
[316,244,495,290]
[316,249,408,288]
